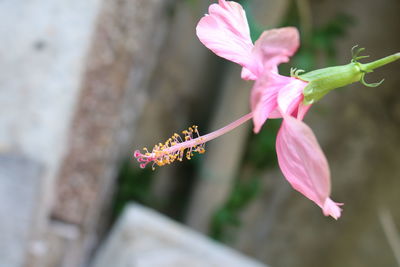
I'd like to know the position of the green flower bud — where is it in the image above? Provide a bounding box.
[297,47,400,105]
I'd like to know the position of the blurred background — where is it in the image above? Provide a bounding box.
[1,0,399,266]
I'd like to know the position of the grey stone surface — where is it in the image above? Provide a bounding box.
[0,0,103,246]
[91,204,267,267]
[0,0,100,162]
[34,221,80,267]
[48,0,175,266]
[52,0,174,225]
[0,154,42,267]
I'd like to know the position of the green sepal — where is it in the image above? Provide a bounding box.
[299,62,362,105]
[298,48,399,105]
[360,73,384,88]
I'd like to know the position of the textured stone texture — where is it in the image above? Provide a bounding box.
[91,204,267,267]
[32,221,80,267]
[0,154,42,267]
[52,0,173,226]
[0,1,105,265]
[0,0,100,163]
[0,0,102,241]
[48,0,174,266]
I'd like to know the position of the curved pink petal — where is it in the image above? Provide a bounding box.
[268,102,311,119]
[276,114,342,219]
[251,72,293,133]
[296,102,312,120]
[251,74,308,132]
[323,198,343,220]
[196,0,254,68]
[241,67,258,80]
[245,27,300,78]
[277,77,308,116]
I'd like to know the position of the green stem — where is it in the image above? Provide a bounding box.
[361,52,400,72]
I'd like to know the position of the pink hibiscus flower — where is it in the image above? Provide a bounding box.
[135,0,343,219]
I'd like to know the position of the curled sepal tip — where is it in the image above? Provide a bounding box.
[360,73,384,88]
[351,45,370,63]
[290,67,305,78]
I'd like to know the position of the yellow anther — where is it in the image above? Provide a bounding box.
[197,147,205,154]
[138,125,208,170]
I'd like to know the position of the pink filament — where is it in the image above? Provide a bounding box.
[134,112,253,169]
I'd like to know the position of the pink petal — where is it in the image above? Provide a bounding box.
[250,74,307,132]
[269,101,311,120]
[251,72,292,133]
[323,198,343,220]
[241,67,258,80]
[277,77,308,116]
[296,102,312,120]
[245,27,300,78]
[268,109,283,119]
[196,0,254,68]
[276,114,342,219]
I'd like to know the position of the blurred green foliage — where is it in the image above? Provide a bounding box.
[282,1,354,70]
[112,155,201,223]
[209,174,262,241]
[245,119,281,170]
[111,161,157,221]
